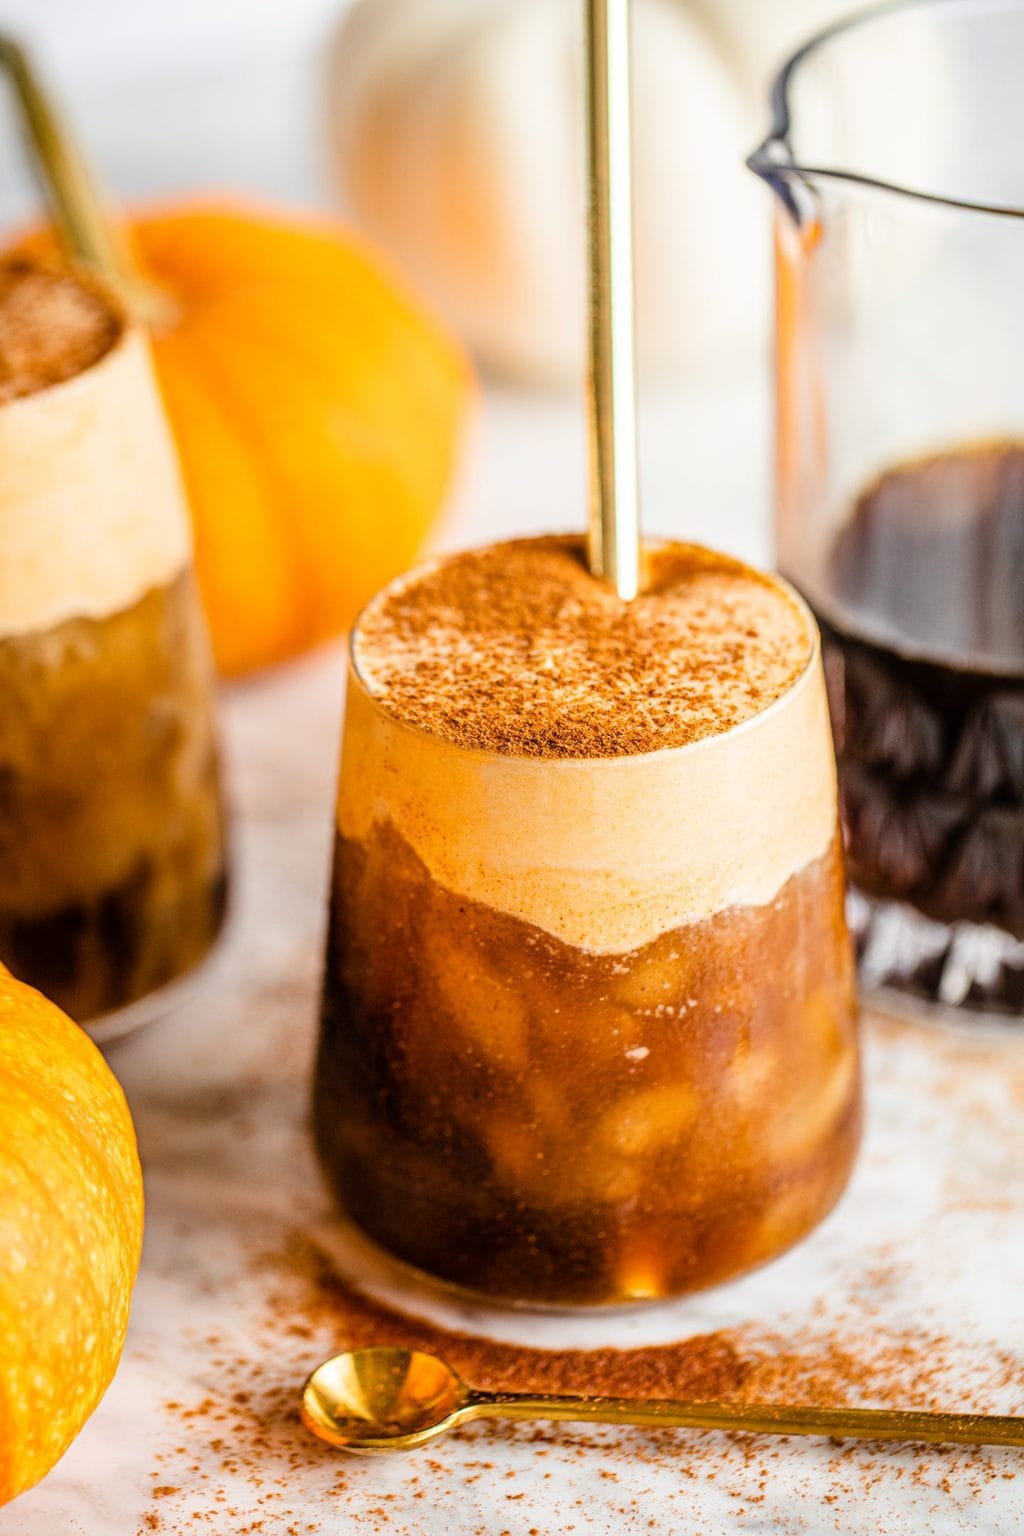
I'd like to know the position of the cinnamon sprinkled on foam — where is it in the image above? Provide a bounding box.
[353,537,812,759]
[0,258,121,403]
[0,301,192,639]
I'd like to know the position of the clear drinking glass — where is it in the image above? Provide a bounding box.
[0,263,228,1038]
[314,537,860,1308]
[750,0,1024,1020]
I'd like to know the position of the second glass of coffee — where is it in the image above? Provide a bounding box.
[0,260,228,1033]
[315,537,859,1307]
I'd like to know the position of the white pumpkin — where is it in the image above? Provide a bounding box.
[327,0,963,386]
[684,0,850,96]
[327,0,777,385]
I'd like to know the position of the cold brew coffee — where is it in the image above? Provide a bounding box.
[316,537,859,1306]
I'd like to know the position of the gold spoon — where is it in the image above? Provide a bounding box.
[301,1347,1024,1455]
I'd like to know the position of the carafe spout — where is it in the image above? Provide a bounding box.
[747,135,814,228]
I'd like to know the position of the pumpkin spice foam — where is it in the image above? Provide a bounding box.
[0,260,191,638]
[343,536,837,953]
[318,536,858,1306]
[0,259,226,1025]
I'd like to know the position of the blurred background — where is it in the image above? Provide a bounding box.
[0,0,851,568]
[0,0,338,219]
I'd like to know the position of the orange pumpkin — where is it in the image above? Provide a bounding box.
[19,203,473,675]
[0,964,144,1505]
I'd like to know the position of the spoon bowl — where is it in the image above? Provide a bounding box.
[302,1348,467,1452]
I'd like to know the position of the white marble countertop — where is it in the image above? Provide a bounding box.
[2,384,1024,1535]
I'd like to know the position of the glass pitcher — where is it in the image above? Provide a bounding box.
[750,0,1024,1022]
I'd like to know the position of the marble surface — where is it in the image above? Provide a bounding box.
[3,384,1024,1535]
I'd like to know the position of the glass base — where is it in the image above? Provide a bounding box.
[309,1183,859,1318]
[83,915,232,1048]
[315,1208,682,1317]
[850,888,1024,1026]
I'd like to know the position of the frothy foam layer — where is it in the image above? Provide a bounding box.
[340,540,839,952]
[0,291,192,638]
[354,537,813,757]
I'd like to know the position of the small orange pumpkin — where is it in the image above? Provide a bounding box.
[20,203,473,676]
[0,964,144,1506]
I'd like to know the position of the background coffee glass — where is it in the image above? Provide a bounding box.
[314,539,860,1309]
[0,270,228,1038]
[750,0,1024,1020]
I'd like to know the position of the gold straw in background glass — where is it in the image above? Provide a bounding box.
[0,35,166,324]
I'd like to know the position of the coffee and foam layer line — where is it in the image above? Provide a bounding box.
[0,327,192,638]
[337,656,839,954]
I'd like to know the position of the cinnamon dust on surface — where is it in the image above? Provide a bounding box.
[140,1236,1022,1535]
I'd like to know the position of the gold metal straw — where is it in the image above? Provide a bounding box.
[0,35,164,322]
[585,0,641,601]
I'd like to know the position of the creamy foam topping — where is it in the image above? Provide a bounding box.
[340,540,839,952]
[0,274,192,638]
[354,537,813,757]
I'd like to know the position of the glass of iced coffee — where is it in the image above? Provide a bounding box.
[315,536,859,1307]
[0,259,228,1034]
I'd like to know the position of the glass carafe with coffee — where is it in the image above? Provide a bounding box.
[314,0,860,1308]
[751,0,1024,1020]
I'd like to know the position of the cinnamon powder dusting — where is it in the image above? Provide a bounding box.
[0,257,121,403]
[141,1238,1021,1534]
[353,537,812,758]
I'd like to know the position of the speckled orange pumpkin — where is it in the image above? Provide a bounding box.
[17,202,473,675]
[0,964,144,1505]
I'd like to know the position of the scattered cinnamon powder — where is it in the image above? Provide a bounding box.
[268,1242,1022,1416]
[0,257,121,403]
[139,1236,1022,1534]
[353,537,812,758]
[276,1244,750,1403]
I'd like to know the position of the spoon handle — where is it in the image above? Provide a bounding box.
[464,1392,1024,1449]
